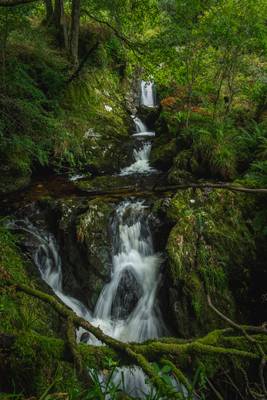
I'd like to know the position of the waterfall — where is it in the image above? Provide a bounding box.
[92,200,164,343]
[120,142,156,176]
[7,219,92,322]
[120,114,156,176]
[133,116,147,133]
[132,116,155,138]
[8,200,169,398]
[140,81,156,108]
[90,200,166,397]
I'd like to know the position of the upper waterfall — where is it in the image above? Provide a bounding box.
[140,80,156,108]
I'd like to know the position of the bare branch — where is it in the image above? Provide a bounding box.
[0,0,38,6]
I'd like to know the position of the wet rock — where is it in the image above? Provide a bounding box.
[84,135,133,175]
[137,106,160,130]
[74,175,136,193]
[112,269,143,319]
[80,332,90,343]
[74,174,160,194]
[38,198,115,310]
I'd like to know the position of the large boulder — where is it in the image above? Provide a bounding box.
[156,189,255,337]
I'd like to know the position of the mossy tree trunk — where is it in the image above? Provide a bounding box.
[53,0,68,51]
[69,0,80,66]
[44,0,53,24]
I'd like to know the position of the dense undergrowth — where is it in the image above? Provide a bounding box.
[0,15,129,194]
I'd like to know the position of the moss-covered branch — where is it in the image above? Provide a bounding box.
[207,294,267,396]
[1,279,267,398]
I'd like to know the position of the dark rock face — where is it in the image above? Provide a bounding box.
[111,269,143,319]
[138,106,160,130]
[33,198,115,311]
[55,199,115,310]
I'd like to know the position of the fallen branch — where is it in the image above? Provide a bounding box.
[1,279,267,398]
[153,182,267,194]
[75,182,267,198]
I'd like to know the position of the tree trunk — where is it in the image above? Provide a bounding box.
[44,0,53,24]
[53,0,68,50]
[69,0,80,65]
[0,10,8,88]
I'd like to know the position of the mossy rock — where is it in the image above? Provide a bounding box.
[167,149,196,183]
[84,135,133,174]
[137,106,160,129]
[75,174,138,193]
[0,224,65,395]
[163,189,255,337]
[0,172,31,196]
[150,138,177,170]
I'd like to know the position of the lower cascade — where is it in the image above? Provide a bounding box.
[9,200,170,398]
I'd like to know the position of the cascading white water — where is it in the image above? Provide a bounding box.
[120,114,156,176]
[7,219,92,322]
[89,200,166,397]
[133,116,147,133]
[140,81,156,108]
[92,201,164,341]
[120,142,156,176]
[8,201,168,398]
[132,116,155,138]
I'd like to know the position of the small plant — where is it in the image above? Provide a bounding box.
[83,357,124,400]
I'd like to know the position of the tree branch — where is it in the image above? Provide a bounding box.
[1,279,266,397]
[81,9,143,55]
[0,0,38,6]
[207,294,267,397]
[153,182,267,194]
[66,41,100,84]
[75,182,267,197]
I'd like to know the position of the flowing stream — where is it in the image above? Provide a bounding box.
[7,82,183,398]
[120,93,156,177]
[9,201,166,397]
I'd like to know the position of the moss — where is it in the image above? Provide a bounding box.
[168,150,197,184]
[75,175,134,192]
[150,138,177,169]
[59,68,131,174]
[6,333,84,397]
[0,173,31,196]
[165,189,255,336]
[0,223,61,340]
